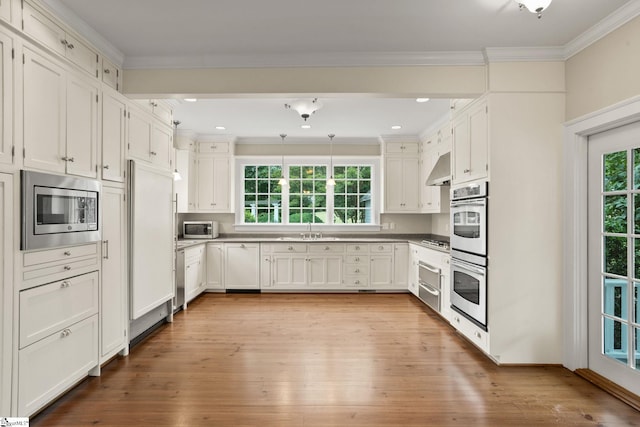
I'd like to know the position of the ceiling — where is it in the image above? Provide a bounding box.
[44,0,635,141]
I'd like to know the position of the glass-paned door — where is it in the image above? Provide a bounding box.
[587,120,640,396]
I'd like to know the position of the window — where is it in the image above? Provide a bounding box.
[236,157,379,229]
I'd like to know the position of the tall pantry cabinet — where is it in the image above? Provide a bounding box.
[0,173,13,417]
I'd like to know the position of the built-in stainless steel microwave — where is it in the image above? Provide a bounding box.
[21,170,100,250]
[183,221,218,239]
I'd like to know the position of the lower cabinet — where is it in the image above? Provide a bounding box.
[18,314,98,416]
[205,243,224,290]
[224,243,260,289]
[185,245,206,303]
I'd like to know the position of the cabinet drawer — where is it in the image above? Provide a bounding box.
[344,276,368,287]
[20,271,99,349]
[199,141,229,154]
[18,314,98,416]
[308,243,344,254]
[385,142,419,154]
[24,243,98,267]
[370,243,393,253]
[271,243,307,253]
[344,265,369,276]
[345,255,367,264]
[451,313,489,353]
[22,256,99,288]
[346,244,369,254]
[22,1,66,57]
[185,244,205,261]
[64,33,98,77]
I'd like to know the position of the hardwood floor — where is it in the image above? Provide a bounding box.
[32,293,639,426]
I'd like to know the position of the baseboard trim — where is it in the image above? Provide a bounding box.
[575,368,640,412]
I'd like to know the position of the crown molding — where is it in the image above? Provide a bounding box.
[196,134,237,144]
[378,134,422,144]
[483,46,565,62]
[235,136,380,145]
[564,0,640,59]
[123,51,486,70]
[419,113,452,142]
[41,0,125,66]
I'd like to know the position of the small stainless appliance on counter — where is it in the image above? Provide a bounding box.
[183,220,218,239]
[21,170,101,250]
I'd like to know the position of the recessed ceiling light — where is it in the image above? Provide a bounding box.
[184,98,197,102]
[391,125,402,130]
[416,98,430,103]
[301,124,311,129]
[215,126,226,130]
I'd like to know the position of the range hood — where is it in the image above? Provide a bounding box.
[425,151,451,186]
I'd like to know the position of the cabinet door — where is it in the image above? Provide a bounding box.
[101,186,126,359]
[393,244,409,288]
[206,243,224,289]
[273,255,307,288]
[224,243,259,289]
[151,123,173,170]
[420,149,436,212]
[185,257,201,303]
[127,108,152,161]
[468,101,488,181]
[308,256,342,288]
[188,152,197,210]
[64,33,98,78]
[101,90,127,182]
[0,28,12,166]
[402,157,420,211]
[212,156,230,212]
[0,0,12,23]
[23,48,66,174]
[370,255,393,288]
[101,57,119,90]
[174,150,190,212]
[22,1,66,57]
[66,72,99,178]
[196,155,214,210]
[385,157,404,212]
[452,112,470,183]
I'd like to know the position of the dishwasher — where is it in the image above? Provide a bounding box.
[417,261,441,314]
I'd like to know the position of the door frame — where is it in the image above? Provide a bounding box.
[563,94,640,371]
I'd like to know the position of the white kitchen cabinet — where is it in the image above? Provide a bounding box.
[127,103,173,171]
[199,141,230,154]
[0,173,12,417]
[224,243,260,289]
[175,149,197,211]
[18,314,98,416]
[369,254,392,288]
[272,255,308,288]
[451,311,489,353]
[22,0,99,78]
[197,155,231,212]
[184,244,205,304]
[133,99,173,127]
[0,0,18,24]
[392,243,409,289]
[408,246,420,296]
[101,57,120,91]
[205,243,224,290]
[23,46,99,178]
[100,186,127,360]
[0,27,13,166]
[384,156,420,212]
[308,255,343,288]
[101,88,127,182]
[420,144,450,214]
[452,98,488,184]
[344,244,369,289]
[385,141,419,155]
[408,243,451,321]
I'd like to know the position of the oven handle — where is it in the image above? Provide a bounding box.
[419,282,440,296]
[452,258,486,275]
[418,261,440,274]
[451,199,486,207]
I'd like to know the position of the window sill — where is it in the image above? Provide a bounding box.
[233,224,381,233]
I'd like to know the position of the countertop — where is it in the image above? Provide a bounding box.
[176,234,450,253]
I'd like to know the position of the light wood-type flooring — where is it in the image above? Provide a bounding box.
[32,293,640,426]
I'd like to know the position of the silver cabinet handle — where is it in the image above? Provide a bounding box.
[150,151,157,156]
[355,257,360,262]
[63,251,71,256]
[288,246,293,251]
[240,244,246,249]
[464,169,470,173]
[324,246,330,251]
[60,328,71,338]
[103,240,109,260]
[355,269,360,273]
[103,164,110,169]
[103,69,111,74]
[355,246,360,250]
[60,281,70,289]
[378,245,384,250]
[211,144,216,150]
[354,280,360,285]
[67,43,74,49]
[63,265,71,271]
[60,39,68,46]
[61,156,75,162]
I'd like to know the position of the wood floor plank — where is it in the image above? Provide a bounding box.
[31,293,640,426]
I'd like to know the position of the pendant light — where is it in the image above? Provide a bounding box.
[327,134,336,187]
[516,0,552,18]
[278,134,287,186]
[172,120,182,181]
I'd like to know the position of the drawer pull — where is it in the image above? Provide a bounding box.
[378,245,384,250]
[288,246,293,251]
[324,246,330,251]
[355,269,360,273]
[60,329,71,338]
[475,332,482,339]
[103,69,111,74]
[60,281,70,288]
[63,265,71,271]
[63,251,71,256]
[354,280,360,285]
[355,246,360,250]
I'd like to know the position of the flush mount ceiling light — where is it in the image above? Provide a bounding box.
[285,98,323,121]
[301,124,312,129]
[215,126,226,130]
[184,98,197,102]
[278,134,287,186]
[416,98,430,103]
[391,125,402,130]
[516,0,552,18]
[327,134,336,187]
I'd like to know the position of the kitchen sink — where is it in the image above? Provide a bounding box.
[276,236,340,241]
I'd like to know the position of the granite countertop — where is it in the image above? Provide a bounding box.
[176,234,450,253]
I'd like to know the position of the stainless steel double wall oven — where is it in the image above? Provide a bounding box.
[450,181,488,330]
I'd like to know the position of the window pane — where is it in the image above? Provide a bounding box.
[635,327,640,370]
[303,167,314,178]
[347,195,358,206]
[289,195,301,208]
[315,181,326,193]
[258,180,269,193]
[604,151,627,192]
[346,166,358,178]
[289,209,302,223]
[335,181,346,194]
[244,166,256,179]
[270,165,282,179]
[634,282,639,324]
[313,210,326,223]
[289,166,301,178]
[604,195,627,234]
[605,236,627,276]
[359,180,371,194]
[603,317,628,365]
[334,209,346,223]
[244,180,256,193]
[347,181,357,193]
[634,148,640,190]
[270,180,281,193]
[314,166,326,179]
[257,166,269,178]
[636,239,640,280]
[289,179,301,193]
[334,166,345,178]
[302,180,313,193]
[335,195,345,208]
[359,167,371,179]
[244,209,256,223]
[603,277,627,319]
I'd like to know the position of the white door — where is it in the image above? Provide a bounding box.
[0,173,13,416]
[127,108,152,162]
[101,186,126,359]
[206,243,224,289]
[224,243,259,289]
[66,72,99,178]
[587,120,640,396]
[197,156,215,210]
[273,255,307,288]
[211,156,230,212]
[101,89,127,182]
[0,28,13,166]
[151,123,173,170]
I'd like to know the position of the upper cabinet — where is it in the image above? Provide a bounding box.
[101,88,127,182]
[100,57,121,92]
[0,27,13,167]
[132,99,173,128]
[383,140,420,213]
[452,98,488,184]
[127,101,174,171]
[22,0,99,78]
[23,46,99,178]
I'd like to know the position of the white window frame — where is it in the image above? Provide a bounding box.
[234,156,381,232]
